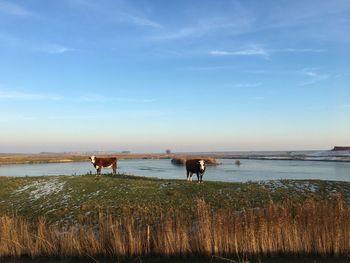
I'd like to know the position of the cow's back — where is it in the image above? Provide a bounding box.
[96,157,117,166]
[186,159,200,172]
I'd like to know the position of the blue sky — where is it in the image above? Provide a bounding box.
[0,0,349,153]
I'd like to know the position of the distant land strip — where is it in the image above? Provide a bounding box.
[0,149,349,165]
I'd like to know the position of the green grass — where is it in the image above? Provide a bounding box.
[1,174,350,225]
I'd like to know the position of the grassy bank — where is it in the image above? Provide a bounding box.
[1,175,350,260]
[1,175,350,224]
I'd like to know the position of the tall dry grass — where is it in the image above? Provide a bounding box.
[1,196,349,258]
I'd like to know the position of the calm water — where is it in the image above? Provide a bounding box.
[0,159,349,182]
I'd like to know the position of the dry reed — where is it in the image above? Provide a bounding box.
[1,196,349,259]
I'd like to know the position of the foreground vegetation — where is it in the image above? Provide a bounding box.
[1,196,350,259]
[1,175,350,260]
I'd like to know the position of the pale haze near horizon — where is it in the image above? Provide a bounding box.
[0,0,349,153]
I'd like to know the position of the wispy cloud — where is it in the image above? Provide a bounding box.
[153,17,253,41]
[121,13,162,28]
[210,46,269,59]
[0,1,33,16]
[116,13,162,29]
[0,90,62,101]
[0,34,73,55]
[146,1,348,43]
[210,46,327,59]
[153,27,199,40]
[282,48,327,53]
[70,0,162,29]
[299,69,331,86]
[151,3,254,41]
[148,1,350,44]
[152,22,242,40]
[35,44,73,54]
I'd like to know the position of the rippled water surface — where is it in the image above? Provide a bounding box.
[0,159,349,182]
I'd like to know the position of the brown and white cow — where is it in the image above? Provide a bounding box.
[89,156,117,176]
[186,159,206,183]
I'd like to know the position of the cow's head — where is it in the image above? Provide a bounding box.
[89,156,96,164]
[198,160,206,173]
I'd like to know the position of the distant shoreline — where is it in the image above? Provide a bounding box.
[220,156,350,162]
[0,153,171,165]
[0,150,349,165]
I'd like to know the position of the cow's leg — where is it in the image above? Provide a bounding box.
[112,163,117,175]
[97,167,101,177]
[200,174,203,183]
[196,172,200,183]
[187,172,193,182]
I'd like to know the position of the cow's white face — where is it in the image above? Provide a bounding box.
[199,160,205,171]
[90,156,96,164]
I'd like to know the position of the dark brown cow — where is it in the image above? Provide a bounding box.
[186,159,206,183]
[89,156,117,176]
